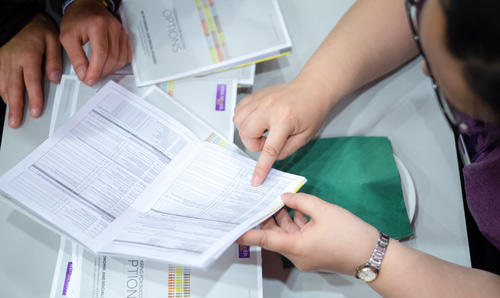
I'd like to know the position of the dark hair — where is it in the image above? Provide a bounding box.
[443,0,500,113]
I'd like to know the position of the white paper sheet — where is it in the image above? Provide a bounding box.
[0,81,305,267]
[51,238,263,298]
[121,0,291,86]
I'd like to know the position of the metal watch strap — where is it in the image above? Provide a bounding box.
[368,232,389,270]
[355,232,389,282]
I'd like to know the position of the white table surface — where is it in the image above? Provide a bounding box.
[0,1,470,297]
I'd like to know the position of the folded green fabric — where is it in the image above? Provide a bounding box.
[274,136,413,239]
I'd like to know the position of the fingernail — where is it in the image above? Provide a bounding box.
[251,175,262,187]
[76,67,86,81]
[8,116,18,127]
[86,79,96,86]
[50,71,61,83]
[30,107,40,117]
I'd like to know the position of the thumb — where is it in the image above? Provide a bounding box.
[237,229,297,253]
[61,34,88,81]
[281,192,325,218]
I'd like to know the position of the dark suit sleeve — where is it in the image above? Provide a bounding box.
[50,0,64,15]
[0,0,45,47]
[50,0,122,16]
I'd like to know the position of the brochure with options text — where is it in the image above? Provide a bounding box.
[121,0,291,86]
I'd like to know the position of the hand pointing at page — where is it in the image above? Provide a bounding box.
[233,78,334,186]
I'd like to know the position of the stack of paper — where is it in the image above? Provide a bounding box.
[2,73,266,297]
[121,0,291,87]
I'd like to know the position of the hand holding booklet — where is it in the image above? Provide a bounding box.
[0,81,305,268]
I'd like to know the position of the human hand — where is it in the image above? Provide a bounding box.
[233,80,331,186]
[0,13,62,128]
[60,0,132,86]
[237,193,379,274]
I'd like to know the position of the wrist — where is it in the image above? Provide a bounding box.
[293,70,345,114]
[355,231,390,282]
[326,223,379,276]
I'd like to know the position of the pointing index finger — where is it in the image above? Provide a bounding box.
[251,126,290,186]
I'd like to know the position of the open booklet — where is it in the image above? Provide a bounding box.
[0,81,305,268]
[121,0,291,86]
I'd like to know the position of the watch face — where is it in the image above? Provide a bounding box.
[357,267,377,282]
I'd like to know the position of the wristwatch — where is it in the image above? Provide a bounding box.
[355,232,390,282]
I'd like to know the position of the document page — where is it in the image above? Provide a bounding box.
[199,64,256,87]
[101,142,305,267]
[121,0,291,86]
[51,238,262,298]
[156,78,237,142]
[0,82,200,251]
[0,81,306,267]
[142,86,236,151]
[54,75,237,143]
[50,74,149,135]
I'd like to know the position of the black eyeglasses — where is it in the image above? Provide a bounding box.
[406,0,471,166]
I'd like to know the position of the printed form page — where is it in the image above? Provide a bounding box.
[101,142,305,267]
[0,82,200,252]
[0,81,306,266]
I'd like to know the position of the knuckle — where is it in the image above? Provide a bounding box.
[266,94,280,105]
[108,47,119,60]
[262,144,280,158]
[24,74,40,86]
[19,51,34,62]
[258,236,269,249]
[106,53,118,65]
[118,52,128,66]
[253,163,269,174]
[46,30,60,45]
[232,114,241,126]
[7,95,22,109]
[59,30,72,44]
[276,106,295,123]
[238,127,253,140]
[110,21,122,33]
[242,140,260,153]
[92,44,108,56]
[90,15,108,28]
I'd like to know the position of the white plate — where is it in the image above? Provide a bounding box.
[394,155,416,222]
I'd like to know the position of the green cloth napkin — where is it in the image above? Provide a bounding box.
[274,136,413,239]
